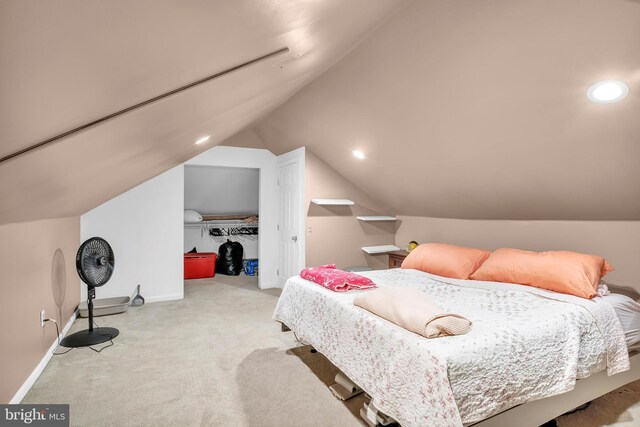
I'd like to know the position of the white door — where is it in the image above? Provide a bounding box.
[277,149,305,287]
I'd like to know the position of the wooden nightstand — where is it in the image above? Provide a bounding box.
[388,250,409,269]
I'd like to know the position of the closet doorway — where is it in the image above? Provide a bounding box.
[184,145,304,289]
[184,165,260,282]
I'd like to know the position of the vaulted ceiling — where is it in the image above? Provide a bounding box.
[0,0,406,224]
[253,0,640,220]
[2,0,639,224]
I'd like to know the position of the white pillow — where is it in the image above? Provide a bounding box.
[184,210,203,222]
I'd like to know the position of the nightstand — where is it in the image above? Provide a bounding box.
[388,250,409,269]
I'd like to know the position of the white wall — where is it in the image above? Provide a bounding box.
[79,146,280,296]
[184,165,259,215]
[187,146,279,289]
[81,166,184,302]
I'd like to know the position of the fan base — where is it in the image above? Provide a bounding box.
[60,327,119,348]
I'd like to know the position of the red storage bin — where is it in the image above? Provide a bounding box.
[184,252,217,279]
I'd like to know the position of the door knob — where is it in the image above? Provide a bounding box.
[292,236,298,242]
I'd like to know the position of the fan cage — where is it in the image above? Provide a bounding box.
[75,237,115,287]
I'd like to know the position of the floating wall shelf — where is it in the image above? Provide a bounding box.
[311,199,355,206]
[357,216,397,222]
[361,245,401,254]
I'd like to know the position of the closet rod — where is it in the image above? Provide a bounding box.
[184,222,259,228]
[0,46,290,164]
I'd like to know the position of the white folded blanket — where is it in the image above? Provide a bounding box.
[353,286,472,338]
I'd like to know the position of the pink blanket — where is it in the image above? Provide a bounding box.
[300,264,377,292]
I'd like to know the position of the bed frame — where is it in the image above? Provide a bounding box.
[281,322,640,426]
[470,351,640,426]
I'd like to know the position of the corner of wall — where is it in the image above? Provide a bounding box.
[218,127,267,149]
[304,149,396,270]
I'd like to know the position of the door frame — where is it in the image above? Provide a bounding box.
[186,146,279,289]
[277,147,306,287]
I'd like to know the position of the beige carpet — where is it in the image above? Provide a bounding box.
[24,276,363,427]
[23,275,640,427]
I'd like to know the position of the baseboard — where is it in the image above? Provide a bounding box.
[259,281,279,290]
[10,309,79,404]
[144,293,183,303]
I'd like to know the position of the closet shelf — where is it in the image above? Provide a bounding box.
[311,198,354,206]
[361,245,401,254]
[184,219,258,229]
[357,216,396,222]
[201,214,257,221]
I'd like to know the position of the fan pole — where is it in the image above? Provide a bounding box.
[87,286,95,332]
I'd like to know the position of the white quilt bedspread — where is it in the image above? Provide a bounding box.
[273,268,630,426]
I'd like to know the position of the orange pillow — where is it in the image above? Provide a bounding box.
[470,248,614,299]
[401,243,491,280]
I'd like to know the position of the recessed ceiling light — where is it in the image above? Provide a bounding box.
[587,80,629,103]
[352,150,365,160]
[194,135,211,145]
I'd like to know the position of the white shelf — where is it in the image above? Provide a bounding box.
[311,198,354,206]
[184,220,258,229]
[361,245,401,254]
[357,216,397,222]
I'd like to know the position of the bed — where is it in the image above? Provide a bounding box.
[273,268,640,427]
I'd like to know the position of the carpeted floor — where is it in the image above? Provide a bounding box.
[24,276,364,426]
[23,275,640,427]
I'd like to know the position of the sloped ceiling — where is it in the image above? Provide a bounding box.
[0,0,406,224]
[184,165,259,216]
[253,0,640,220]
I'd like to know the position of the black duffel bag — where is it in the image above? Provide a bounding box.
[216,239,244,276]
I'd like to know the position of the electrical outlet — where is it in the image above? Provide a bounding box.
[40,310,45,327]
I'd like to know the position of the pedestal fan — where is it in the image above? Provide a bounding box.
[60,237,119,348]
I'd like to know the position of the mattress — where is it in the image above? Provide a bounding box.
[603,292,640,348]
[273,268,630,427]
